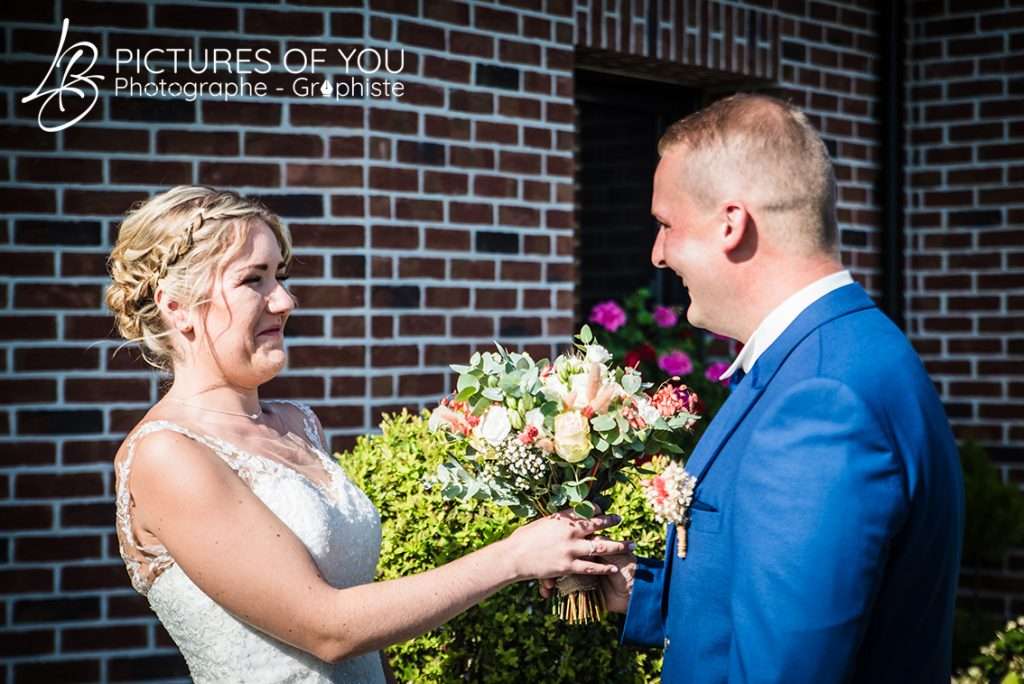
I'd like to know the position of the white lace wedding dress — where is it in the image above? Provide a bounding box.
[114,400,386,683]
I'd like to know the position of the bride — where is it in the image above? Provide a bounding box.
[107,186,627,683]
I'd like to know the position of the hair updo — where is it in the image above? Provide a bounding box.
[106,185,292,372]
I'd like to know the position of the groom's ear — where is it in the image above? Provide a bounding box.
[719,201,750,255]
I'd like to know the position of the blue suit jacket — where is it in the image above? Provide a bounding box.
[622,283,964,683]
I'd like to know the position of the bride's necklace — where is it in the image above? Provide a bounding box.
[167,397,262,420]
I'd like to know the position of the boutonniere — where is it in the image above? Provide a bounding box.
[641,457,698,558]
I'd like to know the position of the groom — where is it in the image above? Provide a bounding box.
[600,94,964,681]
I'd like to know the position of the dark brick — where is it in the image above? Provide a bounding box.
[16,535,102,562]
[396,141,445,165]
[253,194,323,218]
[108,654,190,682]
[18,410,103,435]
[13,659,100,683]
[476,231,519,253]
[15,221,101,246]
[1,627,54,656]
[476,63,520,90]
[14,596,100,624]
[371,286,420,308]
[111,98,196,123]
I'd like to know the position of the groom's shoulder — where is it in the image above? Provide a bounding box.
[806,306,937,406]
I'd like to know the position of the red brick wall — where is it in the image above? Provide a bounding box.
[0,0,1019,680]
[905,0,1024,616]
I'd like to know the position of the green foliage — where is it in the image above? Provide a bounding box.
[961,441,1024,568]
[955,441,1024,671]
[340,411,664,684]
[954,617,1024,684]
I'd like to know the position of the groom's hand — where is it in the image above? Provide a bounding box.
[597,552,636,613]
[537,547,636,613]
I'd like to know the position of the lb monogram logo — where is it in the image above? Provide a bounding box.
[21,19,105,133]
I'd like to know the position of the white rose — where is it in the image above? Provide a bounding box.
[569,373,591,409]
[524,408,546,430]
[553,411,592,463]
[542,373,569,402]
[478,405,512,446]
[585,343,611,365]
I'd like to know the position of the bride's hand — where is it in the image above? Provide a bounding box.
[503,511,629,581]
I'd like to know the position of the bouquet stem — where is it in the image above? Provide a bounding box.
[554,575,606,624]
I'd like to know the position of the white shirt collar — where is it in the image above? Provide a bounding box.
[720,270,854,379]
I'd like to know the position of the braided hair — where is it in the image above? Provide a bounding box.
[106,186,291,372]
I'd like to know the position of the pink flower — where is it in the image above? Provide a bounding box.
[589,300,627,332]
[704,361,730,385]
[651,384,702,417]
[518,425,539,445]
[658,350,693,376]
[653,306,678,328]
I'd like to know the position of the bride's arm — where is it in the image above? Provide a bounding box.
[129,430,625,663]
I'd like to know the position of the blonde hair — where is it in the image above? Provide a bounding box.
[106,185,292,372]
[658,93,838,254]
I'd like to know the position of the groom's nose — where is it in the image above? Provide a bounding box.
[651,227,667,269]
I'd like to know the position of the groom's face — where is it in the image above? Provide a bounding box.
[650,148,724,332]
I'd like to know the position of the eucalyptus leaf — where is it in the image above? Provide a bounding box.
[591,414,616,432]
[573,500,596,519]
[500,371,523,394]
[621,373,641,395]
[579,325,593,344]
[482,387,504,401]
[550,487,568,508]
[457,374,480,393]
[540,401,560,416]
[441,483,465,499]
[470,394,490,416]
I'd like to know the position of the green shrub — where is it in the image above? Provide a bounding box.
[954,616,1024,684]
[955,442,1024,670]
[339,410,664,683]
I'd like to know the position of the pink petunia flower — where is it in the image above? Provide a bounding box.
[704,361,730,385]
[653,306,678,328]
[589,300,627,332]
[658,350,693,376]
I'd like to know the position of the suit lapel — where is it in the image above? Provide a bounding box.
[683,284,877,486]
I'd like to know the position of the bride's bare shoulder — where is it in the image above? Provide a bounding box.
[113,402,191,462]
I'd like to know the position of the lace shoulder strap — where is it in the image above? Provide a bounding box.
[116,421,245,595]
[267,400,327,452]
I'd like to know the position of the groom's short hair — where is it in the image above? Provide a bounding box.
[658,93,838,256]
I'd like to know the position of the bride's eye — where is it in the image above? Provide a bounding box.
[276,273,290,283]
[241,275,262,286]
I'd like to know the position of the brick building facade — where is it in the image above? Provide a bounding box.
[0,0,1020,680]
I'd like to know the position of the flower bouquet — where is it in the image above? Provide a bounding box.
[429,326,703,623]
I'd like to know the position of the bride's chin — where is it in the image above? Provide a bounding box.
[252,351,287,380]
